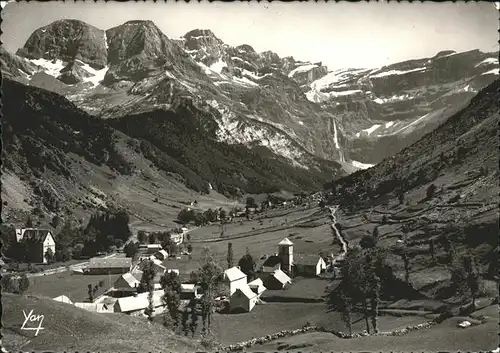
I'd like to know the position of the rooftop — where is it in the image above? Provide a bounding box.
[261,255,281,268]
[224,266,247,282]
[278,237,293,246]
[294,253,324,266]
[88,257,132,269]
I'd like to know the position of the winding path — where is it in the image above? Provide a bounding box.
[328,205,348,263]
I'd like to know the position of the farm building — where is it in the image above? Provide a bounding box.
[229,284,258,313]
[74,302,110,313]
[180,284,200,300]
[264,269,292,290]
[113,290,165,314]
[137,258,166,274]
[14,228,56,264]
[261,254,282,273]
[223,266,248,295]
[147,244,162,254]
[86,257,132,275]
[113,272,140,294]
[248,278,266,297]
[293,253,327,277]
[52,295,73,305]
[155,250,169,261]
[167,269,180,276]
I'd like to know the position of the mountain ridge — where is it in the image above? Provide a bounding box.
[2,19,498,170]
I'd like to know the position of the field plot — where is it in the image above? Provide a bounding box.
[257,305,499,352]
[211,302,431,345]
[262,277,330,301]
[26,272,122,302]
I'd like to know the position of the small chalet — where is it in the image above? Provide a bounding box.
[229,284,258,313]
[265,269,292,290]
[15,228,56,264]
[147,244,162,254]
[180,283,200,300]
[52,295,73,305]
[223,266,248,295]
[248,278,267,297]
[74,302,109,313]
[294,253,327,277]
[155,250,169,261]
[113,272,140,294]
[261,254,282,273]
[113,290,164,314]
[137,258,166,274]
[87,257,132,275]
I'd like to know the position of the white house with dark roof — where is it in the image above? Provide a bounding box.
[294,253,327,277]
[223,266,248,295]
[15,228,56,264]
[229,284,258,312]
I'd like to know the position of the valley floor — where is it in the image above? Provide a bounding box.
[4,183,498,351]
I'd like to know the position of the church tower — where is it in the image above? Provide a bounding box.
[278,237,294,274]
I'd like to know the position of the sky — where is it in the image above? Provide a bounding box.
[1,1,498,69]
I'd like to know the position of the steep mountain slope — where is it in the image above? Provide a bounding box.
[326,78,499,206]
[2,293,197,352]
[324,79,499,283]
[1,78,343,225]
[3,19,497,170]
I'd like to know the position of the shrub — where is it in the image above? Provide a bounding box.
[18,274,30,294]
[360,235,377,249]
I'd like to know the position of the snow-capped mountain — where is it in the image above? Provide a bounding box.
[2,19,498,169]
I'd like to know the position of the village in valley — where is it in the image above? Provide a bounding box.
[2,182,498,351]
[2,193,348,341]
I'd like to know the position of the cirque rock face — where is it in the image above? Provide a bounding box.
[4,19,499,170]
[16,19,108,70]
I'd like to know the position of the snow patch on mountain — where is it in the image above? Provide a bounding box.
[481,68,500,76]
[351,160,374,169]
[232,75,258,87]
[214,109,308,169]
[475,57,499,67]
[103,32,108,50]
[370,66,427,79]
[29,58,66,77]
[77,60,108,87]
[288,64,318,78]
[355,124,382,138]
[373,93,414,104]
[209,59,227,74]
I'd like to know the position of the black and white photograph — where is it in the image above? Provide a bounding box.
[0,1,498,352]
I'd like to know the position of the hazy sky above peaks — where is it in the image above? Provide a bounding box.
[1,1,498,69]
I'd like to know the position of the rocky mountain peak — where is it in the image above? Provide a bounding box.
[103,20,187,84]
[16,19,108,69]
[179,29,227,67]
